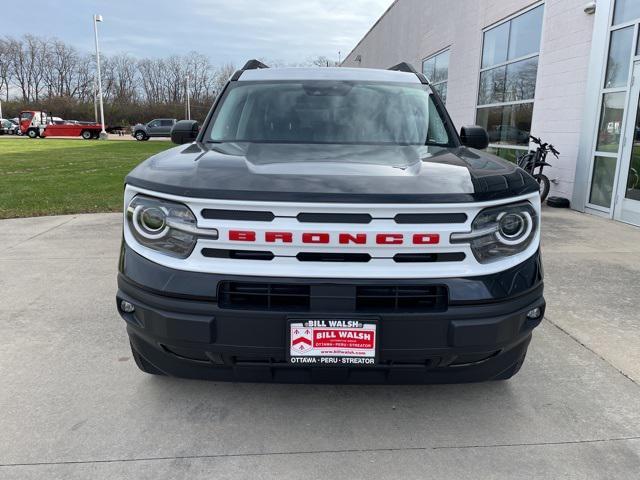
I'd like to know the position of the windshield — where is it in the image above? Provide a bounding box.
[208,81,452,146]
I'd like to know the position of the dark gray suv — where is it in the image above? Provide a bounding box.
[132,118,177,141]
[116,60,545,384]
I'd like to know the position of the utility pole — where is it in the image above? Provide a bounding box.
[93,14,108,139]
[338,51,342,65]
[0,99,3,121]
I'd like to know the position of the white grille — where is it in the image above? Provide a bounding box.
[124,185,541,279]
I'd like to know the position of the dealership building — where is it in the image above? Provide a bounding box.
[343,0,640,226]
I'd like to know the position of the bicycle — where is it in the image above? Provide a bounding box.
[517,135,558,202]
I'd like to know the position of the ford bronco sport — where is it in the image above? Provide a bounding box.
[116,60,544,384]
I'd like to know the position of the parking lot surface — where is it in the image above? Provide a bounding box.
[1,209,639,479]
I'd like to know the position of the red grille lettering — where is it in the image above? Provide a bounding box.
[266,232,293,243]
[376,234,403,245]
[302,233,330,244]
[226,231,443,246]
[338,233,367,245]
[413,233,440,245]
[229,230,256,242]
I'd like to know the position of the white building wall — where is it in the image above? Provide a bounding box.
[530,0,595,198]
[343,0,595,200]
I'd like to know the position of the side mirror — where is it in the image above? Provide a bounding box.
[171,120,200,145]
[460,126,489,150]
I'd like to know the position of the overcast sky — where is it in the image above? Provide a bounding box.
[2,0,393,65]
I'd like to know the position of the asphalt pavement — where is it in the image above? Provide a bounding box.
[1,208,639,479]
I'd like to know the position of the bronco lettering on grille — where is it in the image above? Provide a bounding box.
[228,230,440,245]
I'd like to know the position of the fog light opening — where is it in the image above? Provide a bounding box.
[526,307,542,320]
[120,300,135,313]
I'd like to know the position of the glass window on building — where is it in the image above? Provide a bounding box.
[596,92,626,153]
[625,98,640,201]
[422,49,450,104]
[586,3,639,211]
[476,5,544,156]
[605,26,634,88]
[614,0,640,26]
[590,156,618,207]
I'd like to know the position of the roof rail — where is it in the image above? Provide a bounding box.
[242,59,269,71]
[231,59,270,81]
[388,62,417,74]
[388,62,429,84]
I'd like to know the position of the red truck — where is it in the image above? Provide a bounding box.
[19,111,104,139]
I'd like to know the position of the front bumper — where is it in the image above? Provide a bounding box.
[117,245,544,384]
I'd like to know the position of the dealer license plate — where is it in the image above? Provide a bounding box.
[288,319,377,367]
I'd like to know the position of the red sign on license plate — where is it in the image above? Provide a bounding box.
[289,320,377,366]
[312,329,375,349]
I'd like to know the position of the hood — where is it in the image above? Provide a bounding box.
[125,142,538,203]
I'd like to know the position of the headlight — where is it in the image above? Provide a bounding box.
[126,195,218,258]
[450,202,538,263]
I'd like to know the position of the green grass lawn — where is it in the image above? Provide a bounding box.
[0,138,173,219]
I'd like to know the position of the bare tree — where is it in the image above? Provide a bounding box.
[102,54,139,104]
[0,38,10,102]
[138,58,164,104]
[211,63,236,98]
[72,54,94,102]
[308,55,339,68]
[42,39,80,98]
[6,35,50,102]
[185,51,213,103]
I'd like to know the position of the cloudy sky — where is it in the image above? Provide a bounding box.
[2,0,393,65]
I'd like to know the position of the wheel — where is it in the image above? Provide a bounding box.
[134,131,147,141]
[130,343,166,376]
[27,129,38,139]
[81,130,92,140]
[535,174,550,202]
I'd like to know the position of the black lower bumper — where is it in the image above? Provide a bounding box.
[117,245,544,384]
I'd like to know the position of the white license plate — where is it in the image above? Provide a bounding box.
[288,320,377,367]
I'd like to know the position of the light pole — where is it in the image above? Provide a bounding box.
[0,98,3,121]
[93,78,98,124]
[185,74,191,120]
[93,14,108,139]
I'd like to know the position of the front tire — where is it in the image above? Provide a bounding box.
[535,174,550,203]
[27,129,38,139]
[81,130,92,140]
[134,131,147,141]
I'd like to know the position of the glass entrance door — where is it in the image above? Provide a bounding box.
[614,61,640,225]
